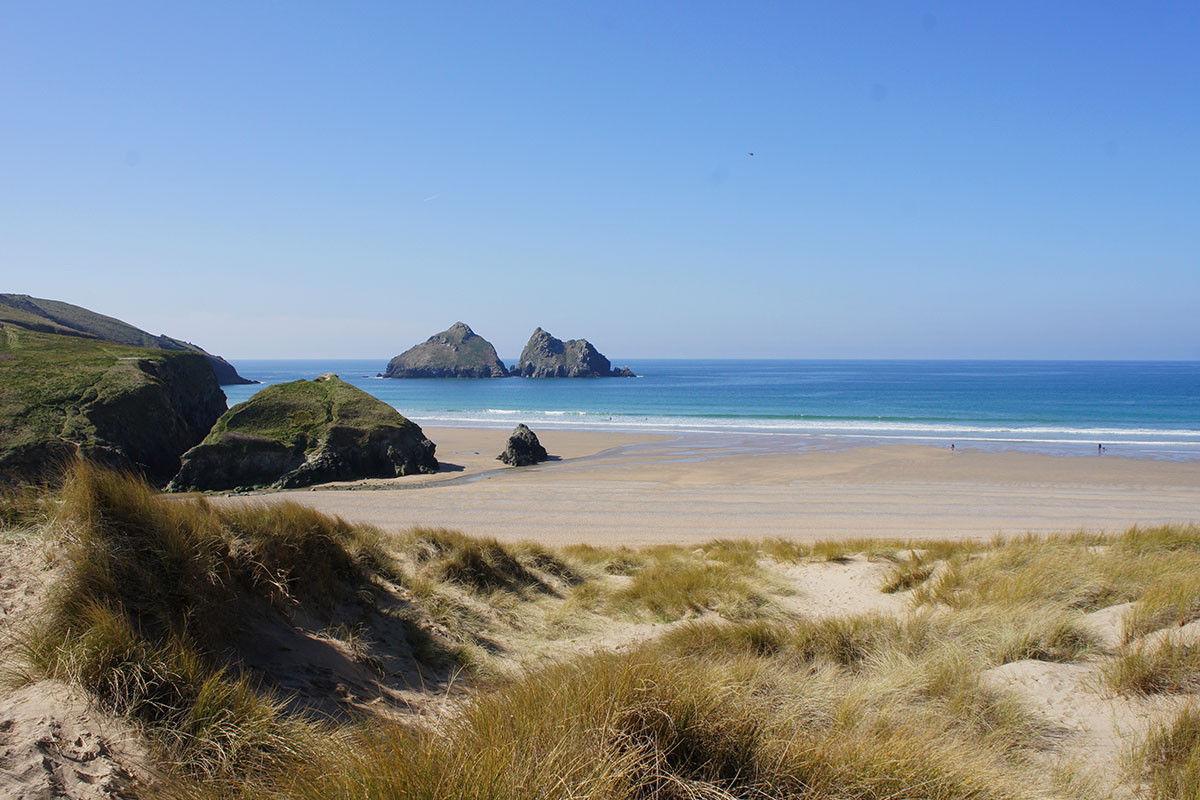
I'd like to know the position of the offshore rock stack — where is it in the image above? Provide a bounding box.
[384,323,636,379]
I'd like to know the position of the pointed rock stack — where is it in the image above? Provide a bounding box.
[384,322,509,378]
[515,327,635,378]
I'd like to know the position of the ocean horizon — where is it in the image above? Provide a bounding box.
[221,359,1200,461]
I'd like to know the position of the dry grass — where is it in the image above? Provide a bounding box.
[1136,705,1200,799]
[881,554,936,593]
[403,527,550,594]
[913,527,1200,616]
[561,542,651,576]
[10,461,390,781]
[0,478,55,529]
[1105,636,1200,695]
[1124,574,1200,643]
[167,642,1052,800]
[9,465,1200,800]
[610,553,772,621]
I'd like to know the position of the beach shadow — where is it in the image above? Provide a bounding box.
[436,462,466,473]
[544,455,563,462]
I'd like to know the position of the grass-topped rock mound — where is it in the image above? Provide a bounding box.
[384,322,509,378]
[169,374,438,491]
[0,324,226,482]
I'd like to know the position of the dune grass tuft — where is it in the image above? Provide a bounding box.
[610,554,771,621]
[1123,574,1200,643]
[1104,636,1200,695]
[881,555,936,593]
[1137,705,1200,799]
[184,644,1046,800]
[17,461,393,780]
[403,527,561,594]
[0,479,55,530]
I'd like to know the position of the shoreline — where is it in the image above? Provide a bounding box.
[404,417,1200,463]
[211,426,1200,546]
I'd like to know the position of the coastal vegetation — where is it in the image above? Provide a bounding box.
[2,463,1198,798]
[0,293,254,385]
[168,373,438,491]
[0,324,225,482]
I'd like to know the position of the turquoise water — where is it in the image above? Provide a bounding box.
[222,360,1200,460]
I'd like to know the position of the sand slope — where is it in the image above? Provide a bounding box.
[0,531,150,800]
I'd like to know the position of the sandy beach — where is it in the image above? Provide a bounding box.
[205,426,1200,545]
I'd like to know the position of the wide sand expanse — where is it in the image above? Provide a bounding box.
[210,427,1200,545]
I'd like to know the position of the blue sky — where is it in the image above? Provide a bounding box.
[2,2,1197,359]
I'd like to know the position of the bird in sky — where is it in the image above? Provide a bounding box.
[748,152,755,156]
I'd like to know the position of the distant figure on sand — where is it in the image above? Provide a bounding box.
[1098,443,1104,455]
[950,443,955,451]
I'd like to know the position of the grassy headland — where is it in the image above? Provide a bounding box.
[0,325,225,481]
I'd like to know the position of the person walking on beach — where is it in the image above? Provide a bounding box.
[1098,443,1104,455]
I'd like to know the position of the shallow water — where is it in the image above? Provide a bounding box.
[222,359,1200,461]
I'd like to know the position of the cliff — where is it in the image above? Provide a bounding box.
[0,293,256,385]
[384,322,509,378]
[515,327,636,378]
[0,325,226,482]
[169,374,438,491]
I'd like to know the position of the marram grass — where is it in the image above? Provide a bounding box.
[6,463,1200,799]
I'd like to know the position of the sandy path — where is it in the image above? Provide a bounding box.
[209,429,1200,546]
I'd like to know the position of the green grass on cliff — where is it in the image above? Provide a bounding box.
[205,375,414,448]
[0,326,196,469]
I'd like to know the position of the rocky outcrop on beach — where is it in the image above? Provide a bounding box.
[0,325,226,482]
[384,322,510,378]
[168,374,438,491]
[0,293,256,385]
[515,327,635,378]
[497,424,548,466]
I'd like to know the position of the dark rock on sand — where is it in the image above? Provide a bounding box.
[169,374,437,491]
[384,322,509,378]
[497,424,548,466]
[514,327,635,378]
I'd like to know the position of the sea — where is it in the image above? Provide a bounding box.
[221,360,1200,461]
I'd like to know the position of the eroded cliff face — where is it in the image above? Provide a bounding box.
[0,326,226,482]
[65,354,227,478]
[515,327,634,378]
[384,322,509,378]
[169,374,438,491]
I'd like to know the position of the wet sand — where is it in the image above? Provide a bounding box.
[209,427,1200,545]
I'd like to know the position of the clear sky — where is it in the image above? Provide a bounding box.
[1,2,1197,360]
